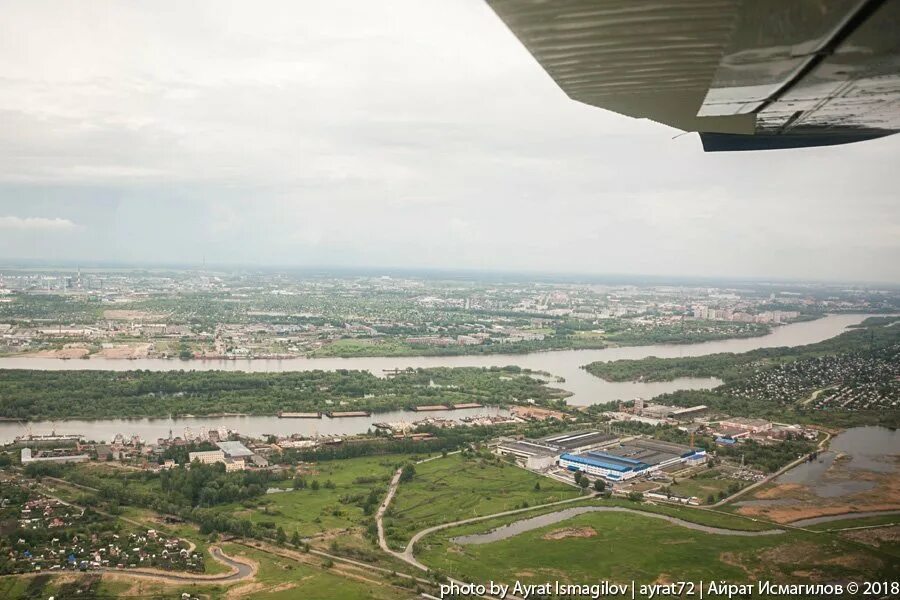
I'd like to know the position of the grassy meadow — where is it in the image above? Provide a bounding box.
[384,452,581,549]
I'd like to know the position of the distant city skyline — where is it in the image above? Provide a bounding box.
[1,1,898,282]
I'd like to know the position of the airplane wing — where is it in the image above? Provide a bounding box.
[486,0,900,151]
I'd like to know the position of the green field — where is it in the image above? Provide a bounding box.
[384,453,582,549]
[416,506,899,587]
[213,454,404,538]
[402,496,775,544]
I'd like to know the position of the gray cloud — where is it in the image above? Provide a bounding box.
[0,0,897,282]
[0,216,78,231]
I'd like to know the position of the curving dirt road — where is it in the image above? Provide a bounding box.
[375,454,524,599]
[96,546,255,584]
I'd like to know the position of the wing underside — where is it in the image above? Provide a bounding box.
[486,0,900,151]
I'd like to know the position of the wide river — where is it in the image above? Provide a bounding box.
[0,313,870,443]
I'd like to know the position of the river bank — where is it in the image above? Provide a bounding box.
[0,406,511,445]
[0,314,869,408]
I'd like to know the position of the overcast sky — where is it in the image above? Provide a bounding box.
[1,0,898,283]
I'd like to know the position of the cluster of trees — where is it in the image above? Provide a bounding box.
[52,465,279,541]
[0,365,567,420]
[399,464,415,482]
[705,483,743,505]
[339,487,383,516]
[569,470,607,492]
[716,438,816,474]
[159,463,274,507]
[278,423,512,464]
[571,471,589,490]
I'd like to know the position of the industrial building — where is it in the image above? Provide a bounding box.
[20,447,90,465]
[537,430,618,454]
[718,417,773,433]
[559,438,706,482]
[497,429,706,481]
[668,405,708,420]
[636,402,708,421]
[494,439,560,470]
[216,441,254,458]
[495,430,618,470]
[558,451,651,481]
[188,450,225,464]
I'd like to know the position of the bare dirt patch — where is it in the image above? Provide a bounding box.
[95,343,151,358]
[542,526,597,540]
[737,463,900,524]
[29,346,90,359]
[741,503,899,524]
[627,482,661,493]
[753,483,808,500]
[225,582,266,599]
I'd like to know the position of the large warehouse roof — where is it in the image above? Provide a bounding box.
[561,452,650,473]
[539,430,616,451]
[216,441,254,458]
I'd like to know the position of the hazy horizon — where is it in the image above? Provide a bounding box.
[2,0,899,282]
[3,259,900,289]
